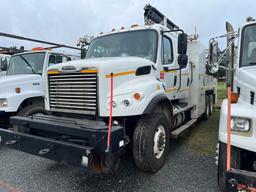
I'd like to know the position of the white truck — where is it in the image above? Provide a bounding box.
[0,54,11,76]
[0,49,77,127]
[0,5,216,174]
[208,18,256,191]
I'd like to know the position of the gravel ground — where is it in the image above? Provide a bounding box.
[0,119,219,192]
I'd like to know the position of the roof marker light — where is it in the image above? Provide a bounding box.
[131,24,139,28]
[32,47,45,51]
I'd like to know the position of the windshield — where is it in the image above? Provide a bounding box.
[7,52,45,75]
[241,24,256,67]
[86,30,158,62]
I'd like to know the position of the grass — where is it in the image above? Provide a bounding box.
[185,110,220,157]
[217,81,227,100]
[184,82,227,157]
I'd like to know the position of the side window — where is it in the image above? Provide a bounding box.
[56,55,63,64]
[48,54,63,66]
[162,36,173,65]
[49,55,56,66]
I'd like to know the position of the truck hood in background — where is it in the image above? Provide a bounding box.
[0,74,42,86]
[235,66,256,104]
[47,57,153,74]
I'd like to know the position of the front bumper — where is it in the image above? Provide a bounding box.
[0,115,125,169]
[226,169,256,191]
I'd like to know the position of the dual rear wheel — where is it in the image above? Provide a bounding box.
[203,94,214,120]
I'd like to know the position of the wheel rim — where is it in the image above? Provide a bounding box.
[153,125,166,159]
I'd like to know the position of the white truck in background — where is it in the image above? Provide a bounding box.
[0,5,216,174]
[0,54,11,76]
[208,17,256,191]
[0,49,78,127]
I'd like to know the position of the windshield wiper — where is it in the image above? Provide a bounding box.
[20,55,36,74]
[249,62,256,65]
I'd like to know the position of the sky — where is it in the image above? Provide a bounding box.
[0,0,255,52]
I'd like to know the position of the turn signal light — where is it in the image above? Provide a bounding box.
[133,93,141,101]
[231,92,239,103]
[15,87,21,93]
[32,47,45,51]
[47,69,60,75]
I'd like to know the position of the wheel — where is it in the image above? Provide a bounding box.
[202,95,210,120]
[133,113,170,173]
[209,94,214,116]
[13,104,46,133]
[17,104,46,117]
[218,142,241,192]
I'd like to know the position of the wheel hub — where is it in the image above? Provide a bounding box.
[153,125,166,159]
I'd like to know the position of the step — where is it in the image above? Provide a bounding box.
[171,119,197,138]
[173,105,194,116]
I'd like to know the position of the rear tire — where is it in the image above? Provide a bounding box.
[218,142,241,192]
[202,95,210,120]
[209,94,214,116]
[133,113,170,173]
[13,104,46,133]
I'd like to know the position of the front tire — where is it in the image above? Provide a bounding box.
[13,104,46,133]
[133,113,170,173]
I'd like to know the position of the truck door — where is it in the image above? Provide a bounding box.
[161,35,179,99]
[177,58,191,97]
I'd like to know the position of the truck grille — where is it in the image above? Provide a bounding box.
[48,72,97,115]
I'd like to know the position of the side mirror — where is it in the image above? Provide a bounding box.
[209,40,218,65]
[77,36,93,47]
[178,54,188,68]
[208,39,219,74]
[0,59,8,71]
[178,33,188,55]
[49,55,56,64]
[81,48,87,59]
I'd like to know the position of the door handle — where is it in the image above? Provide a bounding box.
[173,76,177,86]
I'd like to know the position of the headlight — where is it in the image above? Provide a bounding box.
[231,117,250,132]
[0,99,7,107]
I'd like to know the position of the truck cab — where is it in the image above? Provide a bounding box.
[213,19,256,191]
[0,5,216,174]
[0,49,77,127]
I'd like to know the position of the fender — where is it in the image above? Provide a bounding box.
[143,94,172,114]
[4,91,45,112]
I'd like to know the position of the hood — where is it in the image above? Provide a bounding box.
[0,74,41,87]
[47,57,154,74]
[236,66,256,86]
[235,66,256,105]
